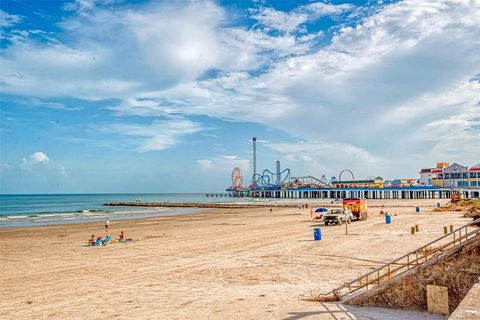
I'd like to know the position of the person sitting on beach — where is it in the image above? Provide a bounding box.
[88,234,95,245]
[94,236,103,246]
[119,231,125,242]
[102,235,111,246]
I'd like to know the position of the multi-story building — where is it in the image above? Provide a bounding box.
[430,162,449,187]
[443,163,469,188]
[469,164,480,189]
[427,162,479,189]
[419,168,432,186]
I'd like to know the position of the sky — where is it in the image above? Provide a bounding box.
[0,0,479,194]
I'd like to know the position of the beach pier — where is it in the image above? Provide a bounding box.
[225,187,480,200]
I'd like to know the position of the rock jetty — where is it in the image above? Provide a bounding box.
[104,202,299,209]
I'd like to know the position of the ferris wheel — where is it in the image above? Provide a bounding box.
[231,167,244,189]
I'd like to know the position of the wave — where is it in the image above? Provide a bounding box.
[0,209,111,217]
[1,208,163,220]
[76,209,108,213]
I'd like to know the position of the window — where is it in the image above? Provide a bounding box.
[470,172,476,178]
[463,173,468,178]
[444,173,450,179]
[471,181,478,187]
[438,174,443,179]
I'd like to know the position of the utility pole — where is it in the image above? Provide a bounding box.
[252,137,257,187]
[345,207,349,235]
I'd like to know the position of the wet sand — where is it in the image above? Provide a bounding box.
[0,199,467,319]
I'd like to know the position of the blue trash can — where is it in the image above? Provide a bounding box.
[416,206,420,213]
[385,215,392,224]
[313,228,322,241]
[437,203,441,208]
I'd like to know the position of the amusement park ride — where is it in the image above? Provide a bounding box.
[227,137,356,191]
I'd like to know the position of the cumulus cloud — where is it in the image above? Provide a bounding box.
[1,1,224,99]
[20,151,50,169]
[0,0,333,100]
[18,152,68,178]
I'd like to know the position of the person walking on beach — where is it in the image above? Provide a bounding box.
[105,218,109,232]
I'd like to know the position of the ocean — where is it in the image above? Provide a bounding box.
[0,193,256,228]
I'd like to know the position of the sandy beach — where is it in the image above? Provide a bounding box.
[0,199,470,319]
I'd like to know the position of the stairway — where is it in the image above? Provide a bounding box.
[315,218,480,302]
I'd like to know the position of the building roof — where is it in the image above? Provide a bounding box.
[469,163,480,171]
[444,162,468,172]
[333,180,375,184]
[419,168,432,173]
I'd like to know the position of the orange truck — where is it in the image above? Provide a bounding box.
[343,198,368,221]
[451,190,462,204]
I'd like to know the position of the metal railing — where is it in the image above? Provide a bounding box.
[320,218,480,300]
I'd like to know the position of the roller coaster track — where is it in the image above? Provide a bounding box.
[290,176,329,188]
[253,168,291,190]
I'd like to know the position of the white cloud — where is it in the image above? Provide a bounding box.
[101,118,203,152]
[197,159,213,169]
[29,98,82,111]
[0,0,328,99]
[303,2,354,18]
[18,152,67,178]
[251,7,308,33]
[250,2,354,33]
[221,155,238,160]
[197,155,250,174]
[1,1,225,99]
[267,141,380,179]
[0,9,21,28]
[20,151,50,169]
[64,0,115,13]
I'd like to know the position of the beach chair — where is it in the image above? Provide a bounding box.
[94,238,102,246]
[102,235,111,246]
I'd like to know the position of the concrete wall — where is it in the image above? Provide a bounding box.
[448,277,480,320]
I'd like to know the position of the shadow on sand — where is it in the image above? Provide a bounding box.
[282,302,444,320]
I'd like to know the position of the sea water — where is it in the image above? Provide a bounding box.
[0,193,321,228]
[0,193,244,228]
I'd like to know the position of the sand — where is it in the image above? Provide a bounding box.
[0,199,469,319]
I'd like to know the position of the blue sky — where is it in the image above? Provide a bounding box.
[0,0,479,194]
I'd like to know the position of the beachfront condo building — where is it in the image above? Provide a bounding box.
[424,162,480,189]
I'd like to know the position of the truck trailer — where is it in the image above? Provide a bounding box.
[342,198,368,221]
